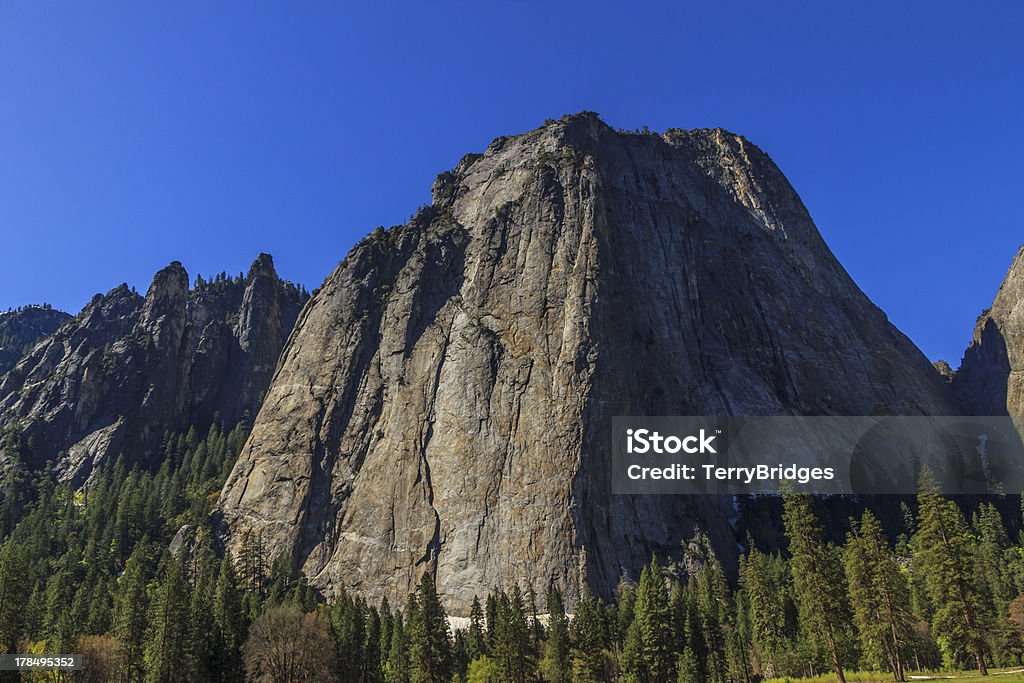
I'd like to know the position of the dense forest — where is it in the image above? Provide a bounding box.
[3,423,1024,682]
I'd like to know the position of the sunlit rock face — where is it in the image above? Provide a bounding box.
[216,113,960,613]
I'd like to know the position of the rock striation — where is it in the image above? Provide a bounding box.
[955,247,1024,418]
[216,113,961,613]
[0,306,72,376]
[0,254,307,484]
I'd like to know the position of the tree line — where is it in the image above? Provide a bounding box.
[3,422,1024,681]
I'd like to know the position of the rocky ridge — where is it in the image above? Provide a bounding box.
[0,306,72,376]
[0,254,307,484]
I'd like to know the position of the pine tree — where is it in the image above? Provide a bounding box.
[329,587,367,681]
[739,548,791,678]
[974,503,1013,606]
[379,597,394,675]
[845,509,913,681]
[237,529,267,606]
[972,503,1020,666]
[528,585,543,649]
[406,573,452,683]
[540,585,571,683]
[913,475,992,675]
[385,612,410,683]
[622,559,677,682]
[728,590,753,683]
[44,568,77,655]
[468,595,487,660]
[451,629,471,681]
[669,583,687,658]
[485,592,499,651]
[365,605,384,683]
[213,555,246,683]
[0,541,29,683]
[572,585,608,682]
[694,548,731,683]
[85,576,114,635]
[621,615,646,682]
[782,487,851,683]
[491,586,536,682]
[186,545,217,681]
[267,551,300,605]
[683,577,708,682]
[143,554,190,683]
[290,575,318,612]
[677,647,702,683]
[615,578,637,653]
[23,583,45,647]
[113,543,151,683]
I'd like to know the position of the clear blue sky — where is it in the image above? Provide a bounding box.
[1,3,1021,365]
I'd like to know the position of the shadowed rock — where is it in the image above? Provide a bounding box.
[0,255,307,484]
[955,247,1024,418]
[0,306,72,376]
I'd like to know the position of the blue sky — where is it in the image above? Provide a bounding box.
[1,2,1021,365]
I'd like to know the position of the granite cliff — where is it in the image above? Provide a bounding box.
[955,247,1024,419]
[0,254,307,484]
[0,305,72,376]
[215,113,961,612]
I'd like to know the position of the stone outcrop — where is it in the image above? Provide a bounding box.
[0,255,307,484]
[215,113,961,613]
[955,247,1024,417]
[0,306,71,376]
[933,360,955,382]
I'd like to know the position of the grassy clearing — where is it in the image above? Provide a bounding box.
[765,669,1024,683]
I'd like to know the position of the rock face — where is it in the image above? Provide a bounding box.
[0,255,307,484]
[0,306,72,376]
[955,247,1024,417]
[933,360,956,382]
[216,113,961,613]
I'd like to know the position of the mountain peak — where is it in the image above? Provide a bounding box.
[246,252,277,281]
[217,117,959,613]
[146,261,189,298]
[140,261,189,343]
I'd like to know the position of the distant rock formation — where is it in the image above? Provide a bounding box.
[215,113,961,613]
[0,305,71,376]
[955,247,1024,418]
[0,255,307,484]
